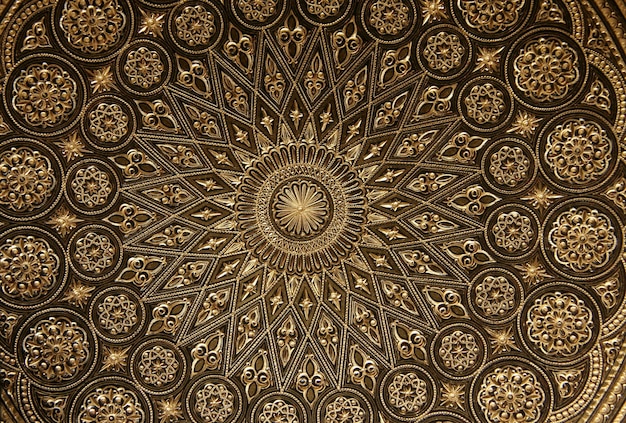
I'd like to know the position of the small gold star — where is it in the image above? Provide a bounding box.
[440,382,465,410]
[371,253,392,269]
[421,0,447,24]
[290,102,303,127]
[514,256,552,286]
[320,104,333,132]
[270,294,284,313]
[102,345,130,372]
[328,290,342,309]
[486,326,520,355]
[62,280,94,308]
[139,9,165,38]
[475,46,504,73]
[47,206,83,237]
[508,110,542,138]
[88,66,116,94]
[55,132,89,162]
[260,109,274,134]
[157,394,184,423]
[521,181,562,211]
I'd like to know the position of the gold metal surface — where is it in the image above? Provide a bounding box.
[1,0,626,422]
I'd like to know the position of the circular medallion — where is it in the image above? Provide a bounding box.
[507,28,588,110]
[538,110,618,192]
[90,286,145,343]
[52,0,134,62]
[469,268,524,324]
[0,139,63,221]
[451,0,533,42]
[116,40,172,96]
[483,138,536,194]
[432,324,487,379]
[236,144,366,274]
[169,0,224,54]
[520,283,600,364]
[16,308,97,390]
[485,204,539,259]
[417,24,472,80]
[360,0,418,44]
[65,159,120,215]
[4,55,85,136]
[82,94,136,151]
[542,198,622,280]
[68,224,123,281]
[0,226,67,310]
[131,339,187,395]
[186,375,243,423]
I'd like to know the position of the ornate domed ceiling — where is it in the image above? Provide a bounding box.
[1,0,626,422]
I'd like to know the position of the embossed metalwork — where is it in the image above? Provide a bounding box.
[2,0,626,422]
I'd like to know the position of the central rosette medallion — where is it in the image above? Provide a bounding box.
[236,144,366,273]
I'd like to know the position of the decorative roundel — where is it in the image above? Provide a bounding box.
[459,76,513,131]
[252,392,308,423]
[538,110,618,193]
[360,0,418,44]
[0,226,67,310]
[379,365,436,420]
[506,28,588,111]
[485,204,539,259]
[169,0,224,54]
[469,268,524,324]
[70,376,153,423]
[16,308,97,390]
[52,0,134,62]
[131,339,187,395]
[297,0,354,26]
[471,358,552,423]
[542,198,622,281]
[68,224,123,281]
[82,95,136,151]
[230,0,287,29]
[186,375,243,423]
[116,40,172,96]
[318,389,373,423]
[0,138,63,221]
[236,144,366,274]
[90,286,146,343]
[65,159,120,215]
[417,24,472,80]
[519,283,601,364]
[482,138,537,194]
[4,54,85,136]
[450,0,534,42]
[431,324,487,379]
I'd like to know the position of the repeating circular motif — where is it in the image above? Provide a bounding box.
[52,0,134,62]
[432,324,487,379]
[16,308,97,390]
[82,95,136,151]
[230,0,287,29]
[236,144,366,274]
[297,0,354,26]
[519,283,600,364]
[68,224,123,281]
[542,198,622,280]
[65,159,120,215]
[482,138,536,194]
[186,375,243,423]
[4,54,85,136]
[0,139,63,221]
[0,226,67,310]
[169,0,224,54]
[379,365,436,420]
[131,339,187,395]
[116,40,172,96]
[318,390,373,423]
[469,268,524,324]
[90,286,145,343]
[506,28,588,110]
[450,0,533,41]
[70,377,153,423]
[459,76,513,131]
[417,24,472,80]
[538,110,618,192]
[252,392,308,423]
[471,358,552,423]
[360,0,418,44]
[485,204,539,259]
